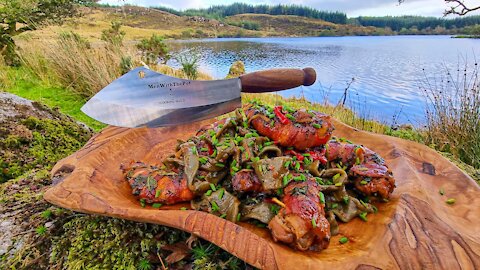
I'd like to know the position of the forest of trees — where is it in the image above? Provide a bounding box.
[153,3,348,24]
[349,15,480,31]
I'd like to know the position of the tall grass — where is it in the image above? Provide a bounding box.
[17,34,213,98]
[0,53,11,89]
[421,61,480,169]
[18,37,137,98]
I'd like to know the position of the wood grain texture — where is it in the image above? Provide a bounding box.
[240,68,316,93]
[44,119,480,270]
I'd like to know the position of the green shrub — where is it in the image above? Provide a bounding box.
[101,21,126,46]
[176,53,199,80]
[136,34,170,65]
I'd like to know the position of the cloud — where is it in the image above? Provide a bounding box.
[98,0,480,17]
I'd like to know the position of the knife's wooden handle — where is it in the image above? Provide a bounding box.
[239,68,316,93]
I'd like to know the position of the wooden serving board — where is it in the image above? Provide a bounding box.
[44,119,480,269]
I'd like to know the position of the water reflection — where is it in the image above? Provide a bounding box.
[167,36,480,125]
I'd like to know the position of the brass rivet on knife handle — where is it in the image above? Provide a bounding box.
[239,67,316,93]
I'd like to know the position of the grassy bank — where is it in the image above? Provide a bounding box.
[2,67,106,131]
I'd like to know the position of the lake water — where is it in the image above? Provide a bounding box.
[167,36,480,125]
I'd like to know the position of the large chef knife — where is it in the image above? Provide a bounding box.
[81,66,316,127]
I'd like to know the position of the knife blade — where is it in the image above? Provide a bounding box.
[81,66,316,127]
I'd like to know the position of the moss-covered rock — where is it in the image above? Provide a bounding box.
[226,61,246,78]
[1,93,249,269]
[0,92,93,183]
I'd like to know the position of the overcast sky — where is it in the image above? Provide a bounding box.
[98,0,480,17]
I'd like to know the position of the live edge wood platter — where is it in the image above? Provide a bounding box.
[44,119,480,269]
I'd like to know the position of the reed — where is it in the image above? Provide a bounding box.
[421,61,480,169]
[0,53,11,89]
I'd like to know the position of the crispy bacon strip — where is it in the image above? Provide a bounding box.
[124,162,194,205]
[245,106,334,150]
[268,179,330,251]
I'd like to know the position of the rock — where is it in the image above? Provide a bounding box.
[0,93,93,182]
[226,60,246,78]
[0,92,52,122]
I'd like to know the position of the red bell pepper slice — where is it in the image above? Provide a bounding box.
[285,149,304,161]
[274,106,290,125]
[309,149,327,165]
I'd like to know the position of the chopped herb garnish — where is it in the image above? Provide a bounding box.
[211,201,219,212]
[264,141,274,146]
[439,188,445,196]
[311,218,317,228]
[446,198,456,205]
[315,177,324,185]
[358,212,368,222]
[152,203,162,209]
[356,157,361,165]
[285,113,295,121]
[236,213,241,221]
[339,237,349,244]
[215,163,225,168]
[283,174,290,186]
[270,205,280,214]
[211,135,218,145]
[205,190,212,196]
[218,188,225,199]
[293,176,303,182]
[319,192,325,204]
[284,160,291,168]
[343,196,349,204]
[333,173,341,181]
[245,133,254,138]
[360,180,368,185]
[295,162,301,171]
[209,183,217,191]
[199,157,208,165]
[192,146,197,154]
[140,199,146,208]
[331,203,338,209]
[312,123,321,129]
[180,207,187,210]
[155,190,161,198]
[335,182,342,187]
[200,147,208,152]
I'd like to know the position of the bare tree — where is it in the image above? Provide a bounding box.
[399,0,480,16]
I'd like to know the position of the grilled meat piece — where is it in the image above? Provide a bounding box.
[124,162,194,205]
[326,140,395,199]
[268,179,330,251]
[350,163,395,199]
[245,106,334,150]
[231,169,263,193]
